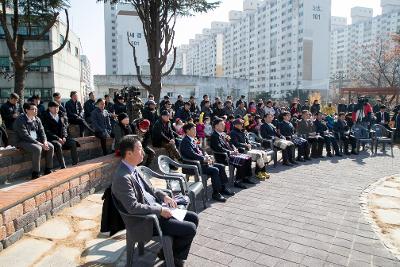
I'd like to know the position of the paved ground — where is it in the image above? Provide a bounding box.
[0,147,399,267]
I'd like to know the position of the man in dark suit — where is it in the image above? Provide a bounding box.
[179,122,233,202]
[65,91,88,137]
[112,136,198,267]
[210,117,252,188]
[260,113,296,166]
[333,112,357,155]
[42,101,79,168]
[375,105,391,130]
[174,102,192,122]
[314,112,341,157]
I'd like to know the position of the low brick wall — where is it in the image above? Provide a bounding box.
[0,155,119,251]
[0,136,113,183]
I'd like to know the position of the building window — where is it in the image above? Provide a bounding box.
[67,41,71,52]
[75,47,79,57]
[60,34,65,45]
[26,58,52,72]
[0,57,10,71]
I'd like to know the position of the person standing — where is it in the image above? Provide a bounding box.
[42,101,79,168]
[91,99,112,155]
[14,103,54,179]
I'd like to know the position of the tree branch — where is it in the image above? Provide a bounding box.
[128,35,151,91]
[162,47,176,77]
[24,9,69,66]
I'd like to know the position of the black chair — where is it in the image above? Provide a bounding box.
[372,124,394,156]
[351,124,374,153]
[209,148,235,186]
[111,194,175,267]
[158,155,206,211]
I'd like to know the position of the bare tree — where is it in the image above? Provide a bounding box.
[100,0,220,102]
[0,0,70,100]
[351,37,400,102]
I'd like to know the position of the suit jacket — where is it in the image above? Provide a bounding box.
[0,101,18,129]
[179,135,206,163]
[375,111,390,124]
[42,111,68,141]
[111,162,167,241]
[210,131,234,164]
[151,119,175,147]
[260,122,280,139]
[333,119,349,138]
[65,99,83,121]
[278,121,295,138]
[91,107,112,136]
[83,99,96,121]
[230,128,249,152]
[296,119,315,137]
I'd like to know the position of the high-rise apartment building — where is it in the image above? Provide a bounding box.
[176,0,331,97]
[330,1,400,87]
[104,2,148,75]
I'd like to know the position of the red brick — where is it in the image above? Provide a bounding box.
[59,182,70,193]
[0,226,6,240]
[70,177,80,188]
[3,204,23,224]
[51,186,62,198]
[89,170,96,180]
[5,221,14,236]
[35,193,47,206]
[45,190,52,201]
[0,212,3,226]
[80,174,90,183]
[95,169,102,178]
[23,198,36,213]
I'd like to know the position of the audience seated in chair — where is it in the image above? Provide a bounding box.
[230,119,270,180]
[210,117,254,188]
[314,112,342,157]
[179,122,234,202]
[111,136,198,267]
[260,113,296,166]
[91,98,112,156]
[296,111,325,158]
[333,112,358,155]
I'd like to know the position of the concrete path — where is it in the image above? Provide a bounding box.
[0,147,399,267]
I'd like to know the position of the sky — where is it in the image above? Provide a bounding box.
[68,0,382,76]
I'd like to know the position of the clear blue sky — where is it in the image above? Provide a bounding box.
[68,0,382,76]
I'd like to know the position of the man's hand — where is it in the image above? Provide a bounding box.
[169,139,175,144]
[42,141,49,151]
[163,195,177,208]
[160,207,173,219]
[58,138,65,145]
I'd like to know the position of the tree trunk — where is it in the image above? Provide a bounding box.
[14,66,26,101]
[150,77,162,104]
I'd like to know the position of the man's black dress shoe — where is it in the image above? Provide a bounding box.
[282,161,292,166]
[221,188,235,196]
[289,160,298,165]
[351,150,358,155]
[327,152,333,157]
[243,178,257,184]
[212,193,226,202]
[44,168,52,175]
[304,157,312,161]
[174,258,185,267]
[31,172,40,180]
[297,157,305,162]
[234,181,248,189]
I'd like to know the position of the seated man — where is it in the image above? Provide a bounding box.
[314,112,342,157]
[179,122,234,202]
[65,91,90,137]
[152,110,181,161]
[278,111,310,162]
[0,93,20,145]
[91,98,112,155]
[296,110,325,158]
[14,103,54,179]
[230,119,270,180]
[260,113,296,166]
[112,136,198,267]
[42,101,79,168]
[333,112,358,155]
[375,105,391,130]
[210,117,253,189]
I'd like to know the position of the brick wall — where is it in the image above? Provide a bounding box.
[0,136,113,183]
[0,155,119,251]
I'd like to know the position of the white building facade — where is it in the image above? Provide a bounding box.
[176,0,331,98]
[104,2,148,76]
[0,19,82,103]
[80,55,92,99]
[330,1,400,88]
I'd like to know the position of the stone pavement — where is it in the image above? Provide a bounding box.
[0,147,399,267]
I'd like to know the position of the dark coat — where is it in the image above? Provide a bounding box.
[260,122,280,139]
[175,107,191,122]
[83,99,96,121]
[278,121,295,137]
[142,107,158,127]
[375,111,390,124]
[100,187,125,236]
[151,119,175,147]
[42,111,68,141]
[310,104,320,115]
[112,123,133,150]
[174,99,185,112]
[65,99,83,121]
[114,102,127,115]
[333,119,350,138]
[91,108,112,137]
[210,131,234,164]
[229,128,249,152]
[179,135,205,163]
[314,119,329,136]
[0,101,18,129]
[0,125,8,146]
